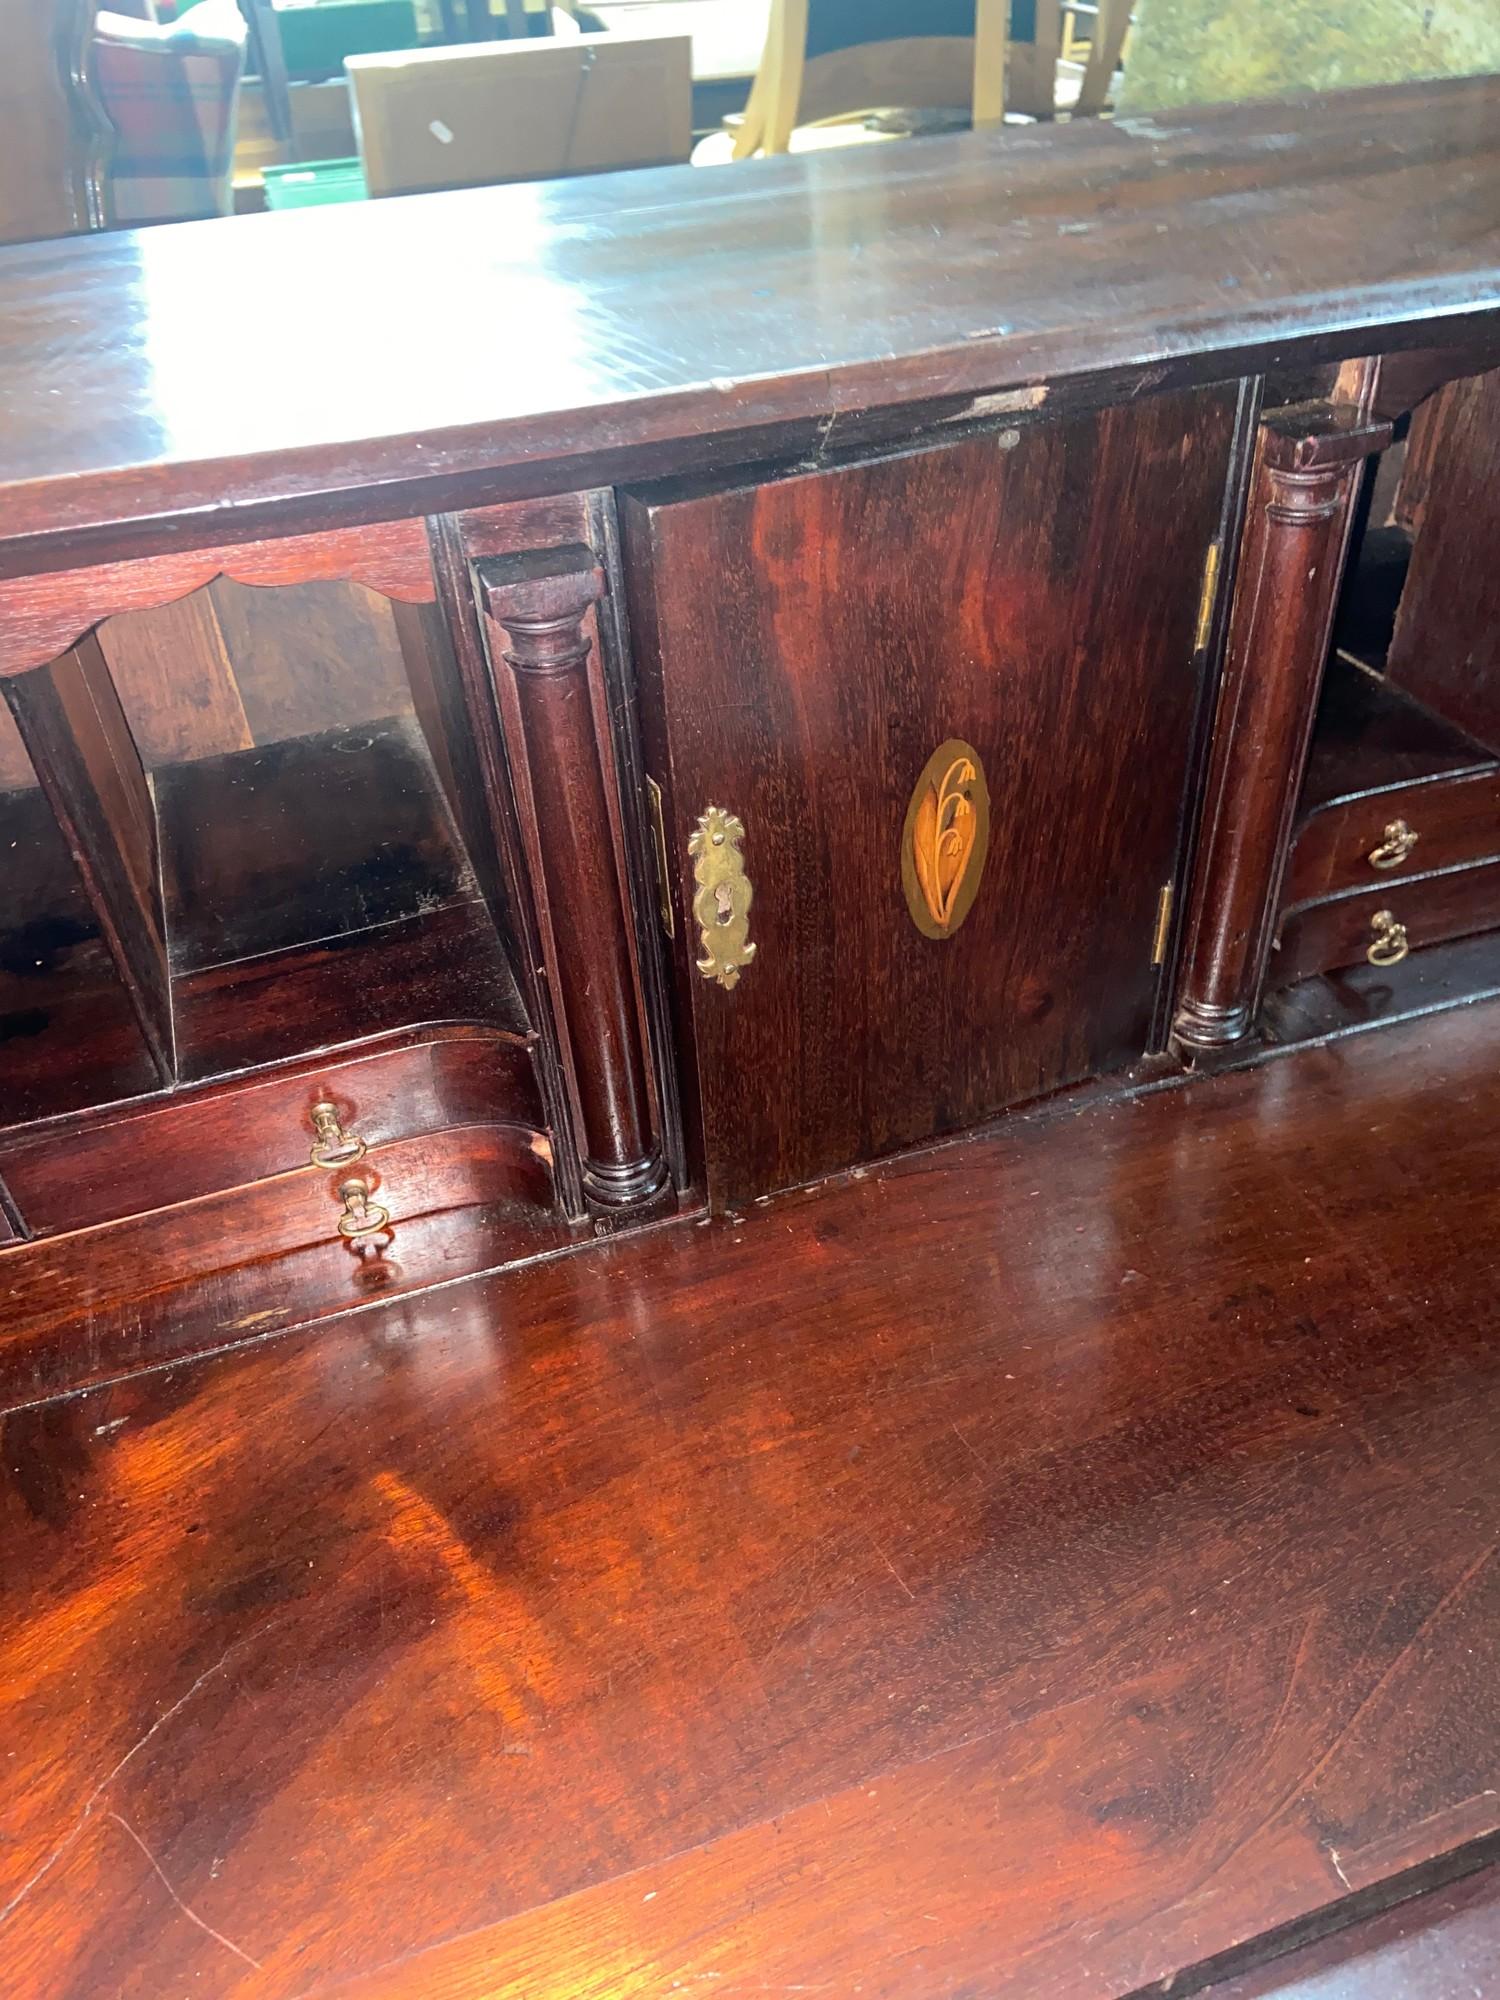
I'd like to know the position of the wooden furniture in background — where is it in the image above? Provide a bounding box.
[728,0,1044,157]
[348,27,691,195]
[93,0,249,224]
[1073,0,1131,111]
[238,0,296,152]
[0,0,109,245]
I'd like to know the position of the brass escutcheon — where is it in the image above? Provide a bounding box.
[1367,819,1419,871]
[1367,909,1410,967]
[690,806,756,989]
[309,1097,365,1168]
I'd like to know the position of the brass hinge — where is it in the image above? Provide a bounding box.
[1193,539,1222,654]
[644,775,675,938]
[1150,882,1175,967]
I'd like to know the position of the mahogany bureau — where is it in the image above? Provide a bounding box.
[1,74,1499,1382]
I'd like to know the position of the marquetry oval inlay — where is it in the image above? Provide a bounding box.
[901,739,990,940]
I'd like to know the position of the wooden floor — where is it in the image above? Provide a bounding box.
[3,1001,1500,1998]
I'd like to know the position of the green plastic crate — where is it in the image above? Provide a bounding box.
[261,156,369,209]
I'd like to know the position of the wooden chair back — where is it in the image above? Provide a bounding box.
[732,0,1065,158]
[348,29,692,198]
[0,0,111,244]
[93,0,247,226]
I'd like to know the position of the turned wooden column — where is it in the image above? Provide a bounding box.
[1174,404,1390,1051]
[476,548,666,1210]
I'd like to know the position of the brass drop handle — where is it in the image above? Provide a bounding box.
[1366,909,1410,967]
[1367,819,1418,871]
[309,1097,365,1168]
[337,1175,392,1247]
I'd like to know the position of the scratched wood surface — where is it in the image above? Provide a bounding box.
[2,1001,1498,1998]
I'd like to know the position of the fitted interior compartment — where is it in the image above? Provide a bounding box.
[1269,367,1500,1022]
[0,703,160,1125]
[0,568,528,1141]
[1294,369,1500,864]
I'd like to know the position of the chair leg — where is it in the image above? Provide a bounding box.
[1076,0,1131,114]
[973,0,1009,127]
[732,0,785,158]
[762,0,807,154]
[238,0,295,156]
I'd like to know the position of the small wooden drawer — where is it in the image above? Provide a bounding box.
[1284,765,1500,908]
[1273,857,1500,987]
[0,1024,538,1238]
[0,1121,576,1405]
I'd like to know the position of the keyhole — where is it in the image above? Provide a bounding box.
[713,884,734,926]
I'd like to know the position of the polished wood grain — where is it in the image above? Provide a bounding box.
[626,388,1237,1206]
[94,591,254,769]
[0,78,1497,566]
[1297,655,1494,814]
[0,781,160,1126]
[2,1000,1499,1996]
[170,898,524,1087]
[1288,770,1500,914]
[1283,660,1500,909]
[0,521,436,674]
[0,0,107,246]
[3,634,173,1082]
[1386,364,1500,753]
[588,489,691,1201]
[0,1122,570,1406]
[427,507,592,1218]
[1174,403,1389,1052]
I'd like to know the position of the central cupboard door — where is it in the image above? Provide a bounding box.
[622,387,1239,1208]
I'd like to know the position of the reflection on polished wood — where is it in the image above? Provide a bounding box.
[3,1000,1499,1998]
[0,77,1497,566]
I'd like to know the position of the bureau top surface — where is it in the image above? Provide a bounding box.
[0,72,1497,560]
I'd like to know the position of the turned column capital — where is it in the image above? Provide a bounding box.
[476,547,605,676]
[1260,408,1393,523]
